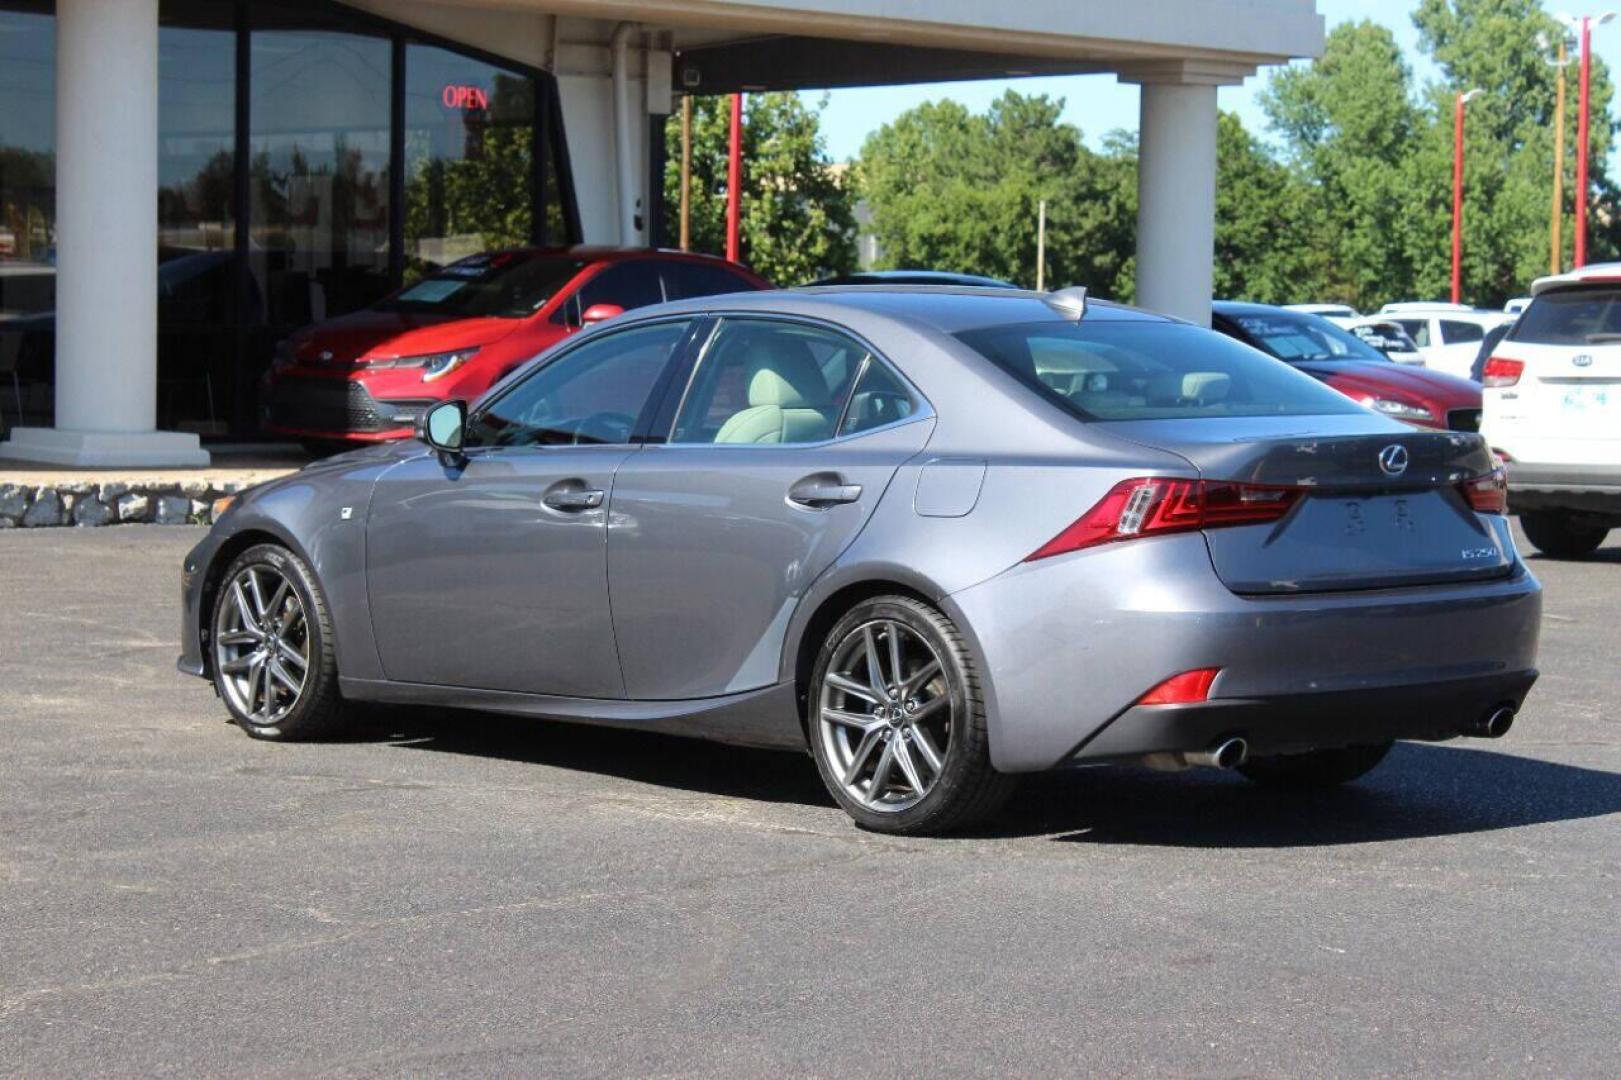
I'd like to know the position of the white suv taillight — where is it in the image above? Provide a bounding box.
[1482,357,1524,387]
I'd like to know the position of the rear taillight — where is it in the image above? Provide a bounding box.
[1482,357,1523,387]
[1026,477,1304,561]
[1460,467,1507,514]
[1137,667,1221,706]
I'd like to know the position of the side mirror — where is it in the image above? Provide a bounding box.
[417,399,467,462]
[581,302,625,325]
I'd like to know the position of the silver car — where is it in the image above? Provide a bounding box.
[179,287,1542,834]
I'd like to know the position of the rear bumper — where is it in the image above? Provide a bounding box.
[946,530,1542,773]
[1072,669,1537,763]
[1505,461,1621,513]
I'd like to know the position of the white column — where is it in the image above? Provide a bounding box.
[1131,77,1221,327]
[1,0,208,467]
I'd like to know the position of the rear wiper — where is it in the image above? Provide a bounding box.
[1585,333,1621,343]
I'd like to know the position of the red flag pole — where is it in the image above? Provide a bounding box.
[726,93,743,263]
[1576,16,1593,268]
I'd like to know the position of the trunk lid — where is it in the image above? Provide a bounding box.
[1101,415,1513,594]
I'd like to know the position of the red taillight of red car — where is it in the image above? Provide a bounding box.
[1482,357,1524,388]
[1136,667,1221,706]
[1459,467,1508,514]
[1025,477,1304,561]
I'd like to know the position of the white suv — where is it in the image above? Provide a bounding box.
[1379,303,1513,379]
[1481,265,1621,557]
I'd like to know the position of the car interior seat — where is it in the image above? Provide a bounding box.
[713,334,836,444]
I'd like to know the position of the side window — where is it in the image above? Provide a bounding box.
[1440,320,1485,345]
[839,359,918,436]
[466,320,688,448]
[662,262,760,300]
[560,262,666,325]
[1396,319,1430,347]
[670,319,862,445]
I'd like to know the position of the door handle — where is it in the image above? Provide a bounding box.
[543,486,604,511]
[788,474,862,509]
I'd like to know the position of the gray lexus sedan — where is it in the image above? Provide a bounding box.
[180,287,1541,834]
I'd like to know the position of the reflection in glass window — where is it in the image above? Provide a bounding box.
[249,29,392,332]
[0,7,55,429]
[467,320,687,448]
[157,24,238,435]
[404,45,536,279]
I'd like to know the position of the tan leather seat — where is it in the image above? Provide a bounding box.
[713,335,835,444]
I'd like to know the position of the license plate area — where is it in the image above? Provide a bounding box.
[1205,490,1513,594]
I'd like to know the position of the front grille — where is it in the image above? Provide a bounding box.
[264,378,395,434]
[1448,408,1482,433]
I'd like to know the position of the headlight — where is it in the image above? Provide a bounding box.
[405,348,481,383]
[1362,396,1435,422]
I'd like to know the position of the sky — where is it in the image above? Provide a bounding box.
[810,0,1621,160]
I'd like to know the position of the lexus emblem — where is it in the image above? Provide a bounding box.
[1378,444,1410,477]
[318,350,334,362]
[1573,353,1594,367]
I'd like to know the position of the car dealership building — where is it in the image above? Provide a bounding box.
[0,0,1323,466]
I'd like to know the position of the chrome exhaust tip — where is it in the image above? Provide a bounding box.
[1463,706,1515,740]
[1182,737,1248,770]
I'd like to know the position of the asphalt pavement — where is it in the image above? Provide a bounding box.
[2,526,1618,1077]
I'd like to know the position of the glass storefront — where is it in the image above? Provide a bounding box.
[0,0,578,439]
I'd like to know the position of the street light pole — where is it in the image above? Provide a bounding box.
[1452,89,1482,305]
[1545,34,1573,275]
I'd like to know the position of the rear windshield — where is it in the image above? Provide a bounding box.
[377,253,585,318]
[1511,285,1621,345]
[1232,312,1390,363]
[954,320,1365,422]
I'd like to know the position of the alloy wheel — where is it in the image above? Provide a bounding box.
[213,564,310,726]
[818,619,953,813]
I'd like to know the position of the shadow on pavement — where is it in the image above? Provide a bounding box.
[1017,742,1621,847]
[357,706,834,808]
[353,707,1621,847]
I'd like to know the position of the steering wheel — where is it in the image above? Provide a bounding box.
[573,411,636,444]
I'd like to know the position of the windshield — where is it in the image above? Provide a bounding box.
[1232,312,1389,363]
[377,253,586,318]
[954,320,1365,422]
[1511,285,1621,345]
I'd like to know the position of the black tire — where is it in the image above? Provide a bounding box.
[807,596,1016,835]
[1520,511,1608,559]
[1237,741,1393,789]
[209,543,349,741]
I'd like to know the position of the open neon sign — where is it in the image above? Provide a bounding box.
[441,84,489,110]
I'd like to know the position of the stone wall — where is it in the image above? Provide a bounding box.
[0,481,241,528]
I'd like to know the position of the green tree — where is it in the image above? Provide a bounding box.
[857,91,1134,295]
[1262,20,1423,308]
[1213,111,1319,303]
[1411,0,1619,296]
[664,93,856,285]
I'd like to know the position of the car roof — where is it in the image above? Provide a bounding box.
[810,270,1018,289]
[482,245,757,268]
[1212,299,1310,319]
[1530,262,1621,296]
[623,285,1175,335]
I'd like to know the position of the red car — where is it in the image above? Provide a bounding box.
[263,247,770,449]
[1213,301,1483,431]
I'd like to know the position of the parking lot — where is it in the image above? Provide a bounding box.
[2,526,1618,1077]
